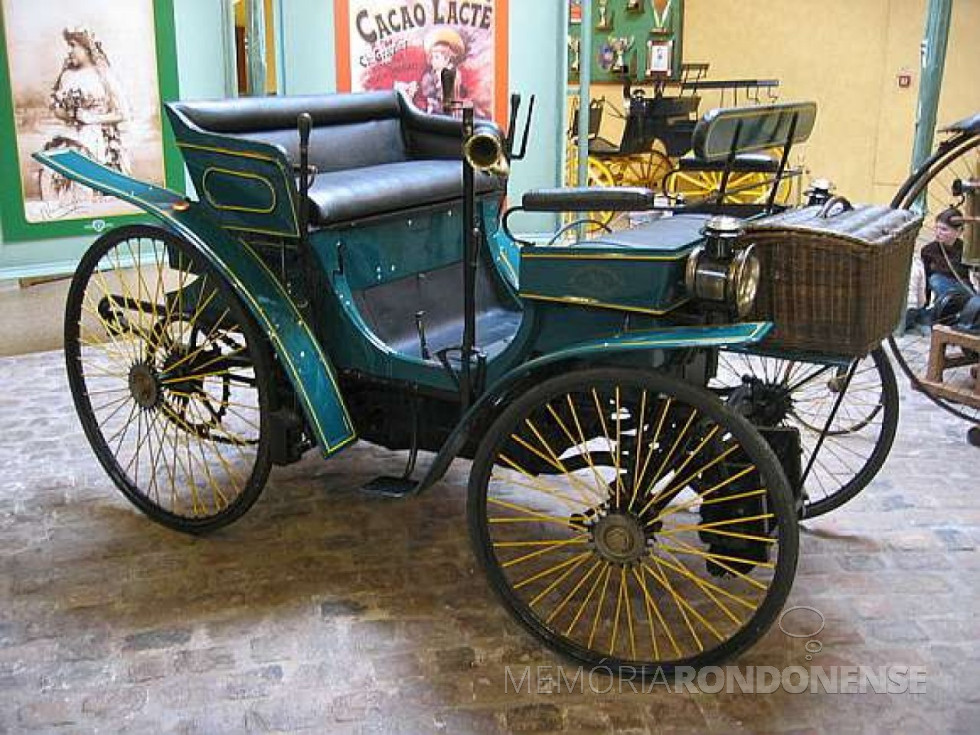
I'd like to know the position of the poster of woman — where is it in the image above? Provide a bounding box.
[336,0,509,123]
[0,0,180,241]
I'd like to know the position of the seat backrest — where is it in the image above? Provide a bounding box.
[690,101,817,162]
[170,91,408,175]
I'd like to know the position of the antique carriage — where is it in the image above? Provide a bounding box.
[566,66,794,209]
[38,87,919,673]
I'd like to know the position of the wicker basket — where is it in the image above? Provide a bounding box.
[744,199,922,358]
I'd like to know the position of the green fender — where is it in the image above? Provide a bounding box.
[35,149,356,458]
[413,321,773,493]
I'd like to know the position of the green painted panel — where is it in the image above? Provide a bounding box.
[165,105,302,238]
[35,148,357,458]
[519,244,692,316]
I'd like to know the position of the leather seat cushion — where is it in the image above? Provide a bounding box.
[678,153,780,172]
[307,160,504,226]
[581,214,711,254]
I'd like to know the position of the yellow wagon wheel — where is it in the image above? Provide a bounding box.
[619,150,673,191]
[664,168,792,206]
[564,148,618,236]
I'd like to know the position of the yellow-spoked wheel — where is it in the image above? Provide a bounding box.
[613,150,673,190]
[469,368,799,672]
[664,168,791,206]
[64,224,273,533]
[564,148,617,236]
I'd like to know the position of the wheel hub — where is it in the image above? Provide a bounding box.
[731,377,792,426]
[128,364,159,409]
[592,513,648,564]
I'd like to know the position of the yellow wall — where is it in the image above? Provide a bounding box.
[583,0,979,203]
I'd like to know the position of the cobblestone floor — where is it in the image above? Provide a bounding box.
[1,348,977,734]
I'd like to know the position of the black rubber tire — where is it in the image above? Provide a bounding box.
[711,348,899,520]
[802,349,899,519]
[468,367,799,673]
[887,131,980,426]
[65,224,273,534]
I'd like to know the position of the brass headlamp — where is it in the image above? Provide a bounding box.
[685,216,761,318]
[463,125,510,177]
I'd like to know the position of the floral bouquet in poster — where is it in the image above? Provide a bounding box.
[339,0,505,120]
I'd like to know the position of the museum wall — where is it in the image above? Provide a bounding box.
[0,0,565,278]
[1,0,976,278]
[588,0,978,203]
[684,0,979,204]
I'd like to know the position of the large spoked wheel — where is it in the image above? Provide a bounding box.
[469,368,799,672]
[710,348,899,519]
[888,130,979,425]
[564,147,617,236]
[615,150,672,190]
[663,168,787,206]
[65,224,274,533]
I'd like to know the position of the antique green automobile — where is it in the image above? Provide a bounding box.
[39,88,897,673]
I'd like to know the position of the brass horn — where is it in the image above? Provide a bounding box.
[463,125,510,176]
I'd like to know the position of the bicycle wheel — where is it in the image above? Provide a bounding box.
[65,224,274,533]
[710,348,899,518]
[469,368,798,672]
[887,130,980,425]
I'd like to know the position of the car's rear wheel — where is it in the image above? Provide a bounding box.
[65,224,273,533]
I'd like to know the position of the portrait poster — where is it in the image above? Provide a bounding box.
[336,0,509,123]
[0,0,182,242]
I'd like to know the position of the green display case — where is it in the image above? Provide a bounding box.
[567,0,684,85]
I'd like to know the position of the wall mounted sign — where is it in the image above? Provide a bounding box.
[0,0,182,242]
[335,0,509,122]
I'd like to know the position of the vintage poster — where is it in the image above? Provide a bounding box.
[0,0,181,242]
[336,0,509,122]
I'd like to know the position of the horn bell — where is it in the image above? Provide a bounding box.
[464,126,510,177]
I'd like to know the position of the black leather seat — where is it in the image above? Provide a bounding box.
[307,161,502,226]
[169,91,507,228]
[678,153,780,173]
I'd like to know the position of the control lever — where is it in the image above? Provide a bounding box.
[506,93,536,161]
[415,311,431,360]
[441,67,457,115]
[297,112,313,231]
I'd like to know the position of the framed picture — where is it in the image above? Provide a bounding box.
[335,0,509,123]
[0,0,182,242]
[646,39,673,76]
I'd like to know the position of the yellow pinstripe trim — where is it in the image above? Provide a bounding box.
[202,167,277,214]
[522,251,690,262]
[238,238,357,440]
[177,141,301,238]
[520,291,691,316]
[40,152,353,455]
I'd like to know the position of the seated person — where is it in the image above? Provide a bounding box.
[906,206,977,329]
